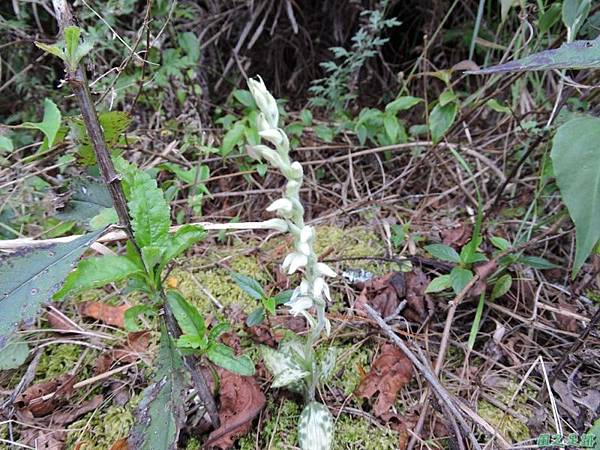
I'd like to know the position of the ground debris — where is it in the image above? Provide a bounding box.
[78,301,129,328]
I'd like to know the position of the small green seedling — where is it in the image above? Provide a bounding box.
[231,272,293,327]
[35,26,94,72]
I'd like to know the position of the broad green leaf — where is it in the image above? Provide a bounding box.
[298,402,334,450]
[263,296,276,315]
[383,114,401,142]
[160,225,206,271]
[207,323,230,342]
[551,117,600,276]
[539,3,563,33]
[492,274,512,299]
[89,207,118,230]
[314,125,334,143]
[115,158,170,249]
[299,109,313,125]
[206,342,255,376]
[177,334,205,349]
[319,347,337,383]
[141,246,164,271]
[429,101,457,144]
[124,305,157,332]
[450,267,473,294]
[486,99,511,114]
[490,236,511,251]
[64,26,81,60]
[438,89,458,106]
[0,338,29,370]
[54,255,143,299]
[425,274,452,293]
[166,290,205,337]
[73,111,131,165]
[231,272,264,300]
[273,290,294,305]
[246,307,265,327]
[129,327,186,450]
[56,178,113,225]
[0,228,104,347]
[21,98,61,148]
[221,121,245,156]
[466,37,600,73]
[233,89,256,108]
[0,135,14,152]
[385,96,421,113]
[563,0,591,39]
[518,255,559,270]
[425,244,461,263]
[179,32,200,63]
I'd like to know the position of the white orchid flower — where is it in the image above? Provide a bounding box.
[259,128,285,146]
[312,277,332,301]
[283,252,308,274]
[286,295,313,316]
[261,218,289,232]
[256,112,271,133]
[266,198,294,215]
[248,76,279,128]
[300,225,315,244]
[316,262,336,278]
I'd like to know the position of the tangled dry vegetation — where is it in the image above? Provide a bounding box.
[0,0,599,449]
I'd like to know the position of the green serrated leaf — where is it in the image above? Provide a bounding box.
[73,112,131,165]
[425,274,452,293]
[551,117,600,276]
[450,267,473,294]
[207,343,255,376]
[298,402,334,450]
[160,225,206,272]
[115,158,171,249]
[54,255,143,299]
[430,101,458,144]
[21,98,61,149]
[129,327,186,450]
[0,228,104,347]
[231,272,264,301]
[166,290,205,337]
[425,244,461,263]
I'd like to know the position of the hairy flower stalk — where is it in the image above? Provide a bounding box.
[247,77,336,449]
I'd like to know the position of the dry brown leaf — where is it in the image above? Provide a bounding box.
[46,308,79,332]
[355,344,413,417]
[204,369,267,449]
[94,331,151,374]
[78,301,128,328]
[441,223,472,247]
[556,299,579,332]
[355,272,405,319]
[52,394,103,426]
[15,374,76,417]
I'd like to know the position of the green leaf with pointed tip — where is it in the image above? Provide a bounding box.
[0,228,104,348]
[35,41,66,60]
[551,116,600,276]
[492,274,512,299]
[166,290,205,337]
[425,274,452,293]
[221,121,245,156]
[207,343,255,376]
[231,272,264,301]
[160,225,206,272]
[539,3,563,34]
[563,0,591,39]
[114,158,170,249]
[246,307,265,327]
[467,37,600,74]
[54,255,143,299]
[425,244,461,263]
[64,26,81,60]
[429,101,457,144]
[21,98,61,148]
[450,267,473,294]
[385,96,422,113]
[129,327,186,450]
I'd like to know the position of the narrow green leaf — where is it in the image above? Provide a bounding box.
[272,290,294,305]
[450,267,474,294]
[490,236,511,251]
[129,327,186,450]
[21,98,61,148]
[518,255,559,270]
[34,42,66,60]
[0,228,104,347]
[429,101,458,144]
[563,0,591,39]
[54,255,143,299]
[539,3,563,33]
[166,290,205,337]
[208,322,231,342]
[385,96,421,113]
[160,225,206,272]
[231,272,264,300]
[383,114,401,142]
[64,26,81,60]
[551,117,600,275]
[207,343,255,376]
[425,244,461,263]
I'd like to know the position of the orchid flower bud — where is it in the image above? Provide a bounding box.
[256,112,271,133]
[261,218,289,232]
[259,128,285,146]
[316,262,336,278]
[248,76,279,128]
[266,198,294,215]
[283,252,308,274]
